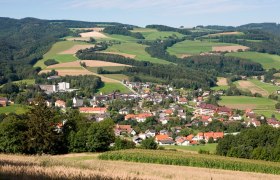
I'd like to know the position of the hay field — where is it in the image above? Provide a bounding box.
[226,52,280,70]
[59,45,95,54]
[80,31,108,38]
[212,45,249,52]
[99,51,136,59]
[0,153,279,180]
[208,31,243,37]
[236,80,269,97]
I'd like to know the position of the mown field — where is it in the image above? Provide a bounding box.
[167,40,236,57]
[104,41,170,64]
[97,82,131,94]
[226,52,280,70]
[34,41,90,69]
[103,74,129,81]
[99,149,280,175]
[140,31,185,40]
[219,96,280,119]
[1,153,279,180]
[0,104,29,114]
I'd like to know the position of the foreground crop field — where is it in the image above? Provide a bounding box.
[1,153,280,180]
[226,52,280,70]
[99,149,280,176]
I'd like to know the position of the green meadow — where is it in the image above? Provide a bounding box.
[97,82,131,94]
[226,52,280,70]
[87,66,127,73]
[0,104,29,114]
[167,40,236,57]
[34,41,90,69]
[164,143,218,154]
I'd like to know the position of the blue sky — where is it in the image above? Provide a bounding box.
[0,0,279,27]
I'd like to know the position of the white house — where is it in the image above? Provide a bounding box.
[58,82,70,91]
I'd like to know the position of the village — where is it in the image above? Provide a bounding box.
[2,75,279,147]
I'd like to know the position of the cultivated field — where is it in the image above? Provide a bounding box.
[59,45,95,54]
[167,40,237,56]
[99,51,136,59]
[236,80,269,97]
[208,31,243,37]
[34,41,91,69]
[1,153,280,180]
[99,149,280,177]
[235,79,279,96]
[226,52,280,70]
[80,31,108,38]
[212,45,249,52]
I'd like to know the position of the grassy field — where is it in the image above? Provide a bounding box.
[130,28,158,33]
[248,79,279,94]
[97,82,131,94]
[1,153,278,179]
[103,74,129,81]
[167,40,236,57]
[164,144,217,154]
[99,149,280,175]
[0,104,29,114]
[104,42,170,64]
[87,66,127,73]
[211,85,230,91]
[34,41,90,69]
[226,52,280,70]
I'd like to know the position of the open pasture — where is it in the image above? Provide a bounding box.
[167,40,237,56]
[226,52,280,70]
[97,82,131,94]
[235,80,269,97]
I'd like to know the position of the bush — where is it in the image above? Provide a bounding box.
[141,138,158,150]
[114,137,135,150]
[44,59,59,66]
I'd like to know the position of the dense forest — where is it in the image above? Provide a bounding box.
[103,25,145,39]
[146,25,191,35]
[217,125,280,162]
[0,17,70,85]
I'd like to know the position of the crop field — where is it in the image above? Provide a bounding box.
[97,82,131,94]
[34,41,91,69]
[99,149,280,175]
[236,79,279,96]
[59,45,95,54]
[212,45,249,52]
[219,96,277,112]
[1,153,278,180]
[208,31,243,37]
[167,40,237,56]
[105,42,170,64]
[226,52,280,70]
[0,104,29,114]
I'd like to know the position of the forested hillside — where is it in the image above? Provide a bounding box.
[0,17,69,85]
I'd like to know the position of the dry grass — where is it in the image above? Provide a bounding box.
[217,77,228,86]
[237,80,269,96]
[80,31,108,38]
[100,52,136,59]
[212,45,249,52]
[0,153,279,180]
[59,45,96,54]
[46,61,130,69]
[180,54,192,58]
[209,32,242,36]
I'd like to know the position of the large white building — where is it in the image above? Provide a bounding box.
[58,82,70,91]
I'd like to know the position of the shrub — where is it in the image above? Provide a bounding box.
[140,138,158,150]
[114,137,135,150]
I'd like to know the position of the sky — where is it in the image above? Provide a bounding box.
[0,0,279,27]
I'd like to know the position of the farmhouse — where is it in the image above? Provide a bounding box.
[79,107,107,114]
[114,124,136,136]
[55,100,66,108]
[267,118,280,128]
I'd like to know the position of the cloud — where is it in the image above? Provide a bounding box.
[65,0,274,13]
